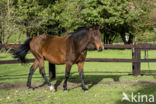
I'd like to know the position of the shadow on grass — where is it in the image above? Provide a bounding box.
[141,70,156,74]
[141,70,156,80]
[54,72,129,91]
[0,56,7,58]
[115,81,156,104]
[0,71,130,90]
[0,74,41,81]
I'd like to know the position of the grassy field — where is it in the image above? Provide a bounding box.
[0,50,156,104]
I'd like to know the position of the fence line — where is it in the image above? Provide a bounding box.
[0,44,156,78]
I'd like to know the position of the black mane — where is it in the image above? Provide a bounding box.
[70,27,89,40]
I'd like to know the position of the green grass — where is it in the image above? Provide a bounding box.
[8,34,27,43]
[0,50,156,104]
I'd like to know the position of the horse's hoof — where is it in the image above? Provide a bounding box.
[84,90,89,93]
[64,89,68,92]
[49,85,55,92]
[83,88,88,93]
[28,87,34,90]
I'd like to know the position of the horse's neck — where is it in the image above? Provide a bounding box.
[76,34,90,52]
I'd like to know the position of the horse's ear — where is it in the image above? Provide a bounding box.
[94,25,102,30]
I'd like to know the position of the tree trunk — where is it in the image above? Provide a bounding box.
[120,33,134,44]
[103,33,115,44]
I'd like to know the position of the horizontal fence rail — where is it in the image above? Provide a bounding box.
[0,43,156,77]
[1,58,156,65]
[86,58,156,62]
[104,44,156,49]
[0,59,34,64]
[1,44,156,49]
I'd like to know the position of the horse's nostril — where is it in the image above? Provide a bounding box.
[98,47,103,51]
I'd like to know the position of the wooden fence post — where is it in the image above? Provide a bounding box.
[132,46,141,76]
[49,63,56,80]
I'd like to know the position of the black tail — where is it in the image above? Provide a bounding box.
[13,38,32,63]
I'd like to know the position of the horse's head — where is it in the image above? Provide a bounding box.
[89,26,104,51]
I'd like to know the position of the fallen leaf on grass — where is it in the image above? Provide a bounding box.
[6,96,10,99]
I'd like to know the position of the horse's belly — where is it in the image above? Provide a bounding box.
[44,54,66,65]
[42,39,67,64]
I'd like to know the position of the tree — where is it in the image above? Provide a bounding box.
[0,0,22,44]
[54,0,84,33]
[81,0,154,44]
[0,0,154,44]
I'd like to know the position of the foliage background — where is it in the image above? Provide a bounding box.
[0,0,156,44]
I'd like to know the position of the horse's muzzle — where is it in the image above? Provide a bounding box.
[98,46,104,52]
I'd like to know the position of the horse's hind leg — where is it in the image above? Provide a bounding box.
[39,58,55,91]
[27,59,38,89]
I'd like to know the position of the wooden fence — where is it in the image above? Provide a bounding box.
[0,44,156,79]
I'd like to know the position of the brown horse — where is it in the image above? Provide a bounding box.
[13,26,104,92]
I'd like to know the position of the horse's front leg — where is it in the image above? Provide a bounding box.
[77,62,88,92]
[63,63,72,91]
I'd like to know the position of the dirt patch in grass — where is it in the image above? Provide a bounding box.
[0,80,156,90]
[0,82,26,90]
[0,82,52,90]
